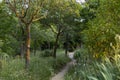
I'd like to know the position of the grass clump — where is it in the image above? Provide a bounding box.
[29,56,54,80]
[0,58,29,80]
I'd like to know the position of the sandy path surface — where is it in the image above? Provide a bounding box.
[51,52,75,80]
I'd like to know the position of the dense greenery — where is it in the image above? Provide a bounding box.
[0,50,70,80]
[65,0,120,80]
[0,0,120,80]
[65,53,120,80]
[65,35,120,80]
[82,0,120,59]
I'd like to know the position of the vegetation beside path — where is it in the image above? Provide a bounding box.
[65,47,120,80]
[0,49,70,80]
[51,52,75,80]
[0,0,120,80]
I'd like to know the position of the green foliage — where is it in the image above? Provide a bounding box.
[89,55,120,80]
[74,48,88,60]
[0,50,70,80]
[65,34,120,80]
[2,0,120,80]
[82,0,120,59]
[31,23,55,43]
[65,54,120,80]
[82,24,116,58]
[110,34,120,57]
[29,57,53,80]
[2,35,20,55]
[0,3,19,56]
[41,49,53,57]
[0,59,28,80]
[52,55,70,72]
[74,49,81,59]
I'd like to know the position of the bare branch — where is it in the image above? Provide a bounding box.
[7,2,19,17]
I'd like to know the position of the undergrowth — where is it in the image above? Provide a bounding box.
[65,35,120,80]
[0,49,70,80]
[65,55,120,80]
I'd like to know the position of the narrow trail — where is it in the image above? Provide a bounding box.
[51,52,75,80]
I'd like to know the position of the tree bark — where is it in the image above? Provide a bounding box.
[25,24,31,69]
[65,42,68,56]
[33,40,37,56]
[20,43,24,58]
[65,33,68,56]
[53,32,60,58]
[19,21,25,58]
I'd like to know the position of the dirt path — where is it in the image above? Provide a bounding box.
[51,52,75,80]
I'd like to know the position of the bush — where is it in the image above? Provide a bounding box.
[0,59,28,80]
[29,57,53,80]
[41,49,53,57]
[0,50,70,80]
[65,55,120,80]
[53,55,70,72]
[0,56,53,80]
[74,49,81,59]
[74,48,89,63]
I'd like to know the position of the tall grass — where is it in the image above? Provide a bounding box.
[65,50,120,80]
[0,58,29,80]
[0,49,70,80]
[65,35,120,80]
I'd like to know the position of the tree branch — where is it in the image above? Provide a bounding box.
[50,25,58,34]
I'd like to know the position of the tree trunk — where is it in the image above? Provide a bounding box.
[65,42,68,56]
[20,43,24,58]
[53,33,60,58]
[19,21,25,58]
[34,40,37,56]
[25,24,31,69]
[33,47,37,56]
[65,33,68,56]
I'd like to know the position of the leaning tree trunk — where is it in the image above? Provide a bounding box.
[25,24,31,69]
[53,32,60,58]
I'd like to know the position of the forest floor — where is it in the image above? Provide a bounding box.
[51,52,76,80]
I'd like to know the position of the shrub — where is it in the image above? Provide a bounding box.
[0,50,70,80]
[29,57,53,80]
[41,49,53,57]
[74,49,81,59]
[0,56,53,80]
[52,55,70,72]
[74,48,89,63]
[65,54,120,80]
[0,59,29,80]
